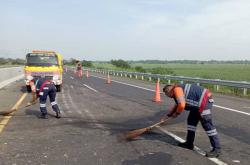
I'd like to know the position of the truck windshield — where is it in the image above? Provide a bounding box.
[26,53,58,66]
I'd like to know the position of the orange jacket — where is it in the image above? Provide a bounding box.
[173,87,186,113]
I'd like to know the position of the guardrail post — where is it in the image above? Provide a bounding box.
[91,68,250,97]
[214,85,220,92]
[243,88,247,96]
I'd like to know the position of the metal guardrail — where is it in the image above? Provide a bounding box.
[80,67,250,96]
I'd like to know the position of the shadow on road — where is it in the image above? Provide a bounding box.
[122,152,173,165]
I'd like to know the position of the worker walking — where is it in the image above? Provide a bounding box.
[162,83,221,157]
[28,75,61,119]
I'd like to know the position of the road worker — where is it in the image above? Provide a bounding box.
[27,75,61,119]
[75,61,82,77]
[162,83,221,157]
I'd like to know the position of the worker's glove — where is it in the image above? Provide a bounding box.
[171,112,180,118]
[161,114,170,122]
[167,113,172,117]
[26,102,32,107]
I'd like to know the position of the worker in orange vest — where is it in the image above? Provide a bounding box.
[162,83,221,157]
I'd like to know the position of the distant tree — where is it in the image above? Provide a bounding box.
[0,58,26,65]
[81,60,93,67]
[11,58,25,65]
[0,58,8,65]
[111,59,131,68]
[65,58,77,65]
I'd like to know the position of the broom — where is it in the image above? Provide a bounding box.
[0,93,37,116]
[118,117,170,141]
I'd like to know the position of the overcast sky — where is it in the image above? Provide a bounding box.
[1,0,250,61]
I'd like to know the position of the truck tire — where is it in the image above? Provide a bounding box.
[26,85,32,93]
[56,85,61,92]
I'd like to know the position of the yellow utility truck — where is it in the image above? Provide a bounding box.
[24,50,63,92]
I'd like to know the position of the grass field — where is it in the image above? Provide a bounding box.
[93,62,250,82]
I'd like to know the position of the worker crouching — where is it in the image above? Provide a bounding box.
[28,75,61,119]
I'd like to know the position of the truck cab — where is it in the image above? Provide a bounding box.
[24,50,63,92]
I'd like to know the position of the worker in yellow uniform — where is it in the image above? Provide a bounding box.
[162,84,221,157]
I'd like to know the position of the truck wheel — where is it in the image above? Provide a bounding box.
[56,85,61,92]
[26,85,32,93]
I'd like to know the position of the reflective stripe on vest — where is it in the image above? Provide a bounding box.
[184,84,191,98]
[183,84,210,112]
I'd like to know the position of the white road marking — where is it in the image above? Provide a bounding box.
[91,75,156,92]
[70,76,74,80]
[83,84,98,93]
[92,75,250,117]
[157,127,228,165]
[70,85,74,89]
[232,160,240,163]
[214,105,250,116]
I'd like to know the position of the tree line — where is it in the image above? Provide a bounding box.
[128,60,250,64]
[0,58,25,65]
[1,57,250,66]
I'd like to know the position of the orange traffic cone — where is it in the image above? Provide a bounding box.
[86,70,90,78]
[153,79,161,103]
[106,73,111,84]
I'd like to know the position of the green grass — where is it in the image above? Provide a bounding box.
[93,62,250,82]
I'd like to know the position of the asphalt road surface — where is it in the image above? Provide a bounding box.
[0,70,250,165]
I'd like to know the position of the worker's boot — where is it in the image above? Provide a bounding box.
[206,148,221,157]
[40,113,48,119]
[178,141,194,150]
[178,131,195,150]
[56,111,61,119]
